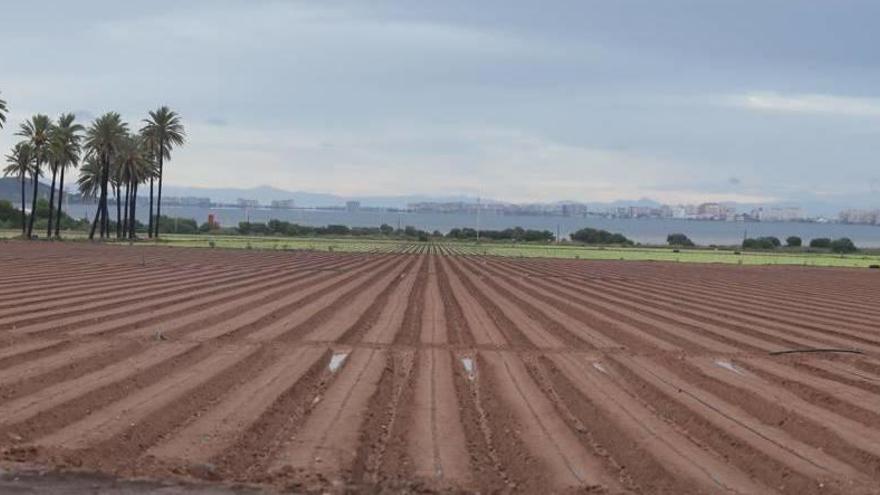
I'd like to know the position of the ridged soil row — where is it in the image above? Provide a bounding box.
[433,255,476,347]
[688,270,880,310]
[509,257,880,336]
[0,340,143,402]
[392,254,431,347]
[0,247,332,297]
[46,344,285,473]
[0,250,343,316]
[526,354,775,494]
[726,357,880,439]
[441,257,538,349]
[8,276,420,480]
[187,255,407,343]
[480,351,619,492]
[8,253,376,338]
[347,255,452,489]
[0,254,380,378]
[419,255,448,345]
[476,257,708,354]
[198,346,337,483]
[604,354,871,494]
[0,252,357,331]
[489,258,797,354]
[646,274,880,324]
[347,349,418,488]
[5,249,407,481]
[0,339,68,369]
[110,254,384,341]
[448,351,545,492]
[629,354,880,488]
[0,257,145,289]
[404,348,471,488]
[780,357,880,397]
[0,263,189,309]
[458,257,621,350]
[578,276,879,353]
[0,341,207,445]
[426,256,538,491]
[447,256,571,349]
[607,277,880,350]
[144,345,329,473]
[472,257,679,353]
[336,256,422,345]
[440,257,622,491]
[261,256,415,344]
[0,261,262,322]
[268,348,389,482]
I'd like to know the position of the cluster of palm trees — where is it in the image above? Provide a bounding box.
[1,93,185,241]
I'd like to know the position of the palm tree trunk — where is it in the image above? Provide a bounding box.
[47,165,57,239]
[155,140,164,238]
[27,171,39,238]
[115,184,122,239]
[55,167,65,238]
[130,182,138,239]
[89,204,100,239]
[19,173,26,235]
[100,158,110,239]
[123,182,130,236]
[148,176,154,238]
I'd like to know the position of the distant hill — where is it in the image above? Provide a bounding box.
[0,177,52,205]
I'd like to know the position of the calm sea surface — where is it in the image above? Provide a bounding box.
[64,204,880,247]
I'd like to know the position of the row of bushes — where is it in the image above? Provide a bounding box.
[741,235,857,253]
[446,227,555,242]
[235,221,434,239]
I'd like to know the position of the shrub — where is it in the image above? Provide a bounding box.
[742,237,780,249]
[666,233,694,247]
[785,236,802,247]
[809,238,832,248]
[830,237,857,253]
[570,227,633,245]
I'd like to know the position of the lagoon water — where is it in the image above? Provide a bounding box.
[64,204,880,247]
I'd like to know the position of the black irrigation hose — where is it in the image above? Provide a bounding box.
[769,348,864,356]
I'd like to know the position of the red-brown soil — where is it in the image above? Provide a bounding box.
[2,241,880,494]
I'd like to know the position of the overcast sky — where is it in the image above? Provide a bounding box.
[2,0,879,204]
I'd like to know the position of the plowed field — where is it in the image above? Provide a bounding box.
[2,241,880,494]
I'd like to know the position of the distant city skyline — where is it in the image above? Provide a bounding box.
[2,1,880,207]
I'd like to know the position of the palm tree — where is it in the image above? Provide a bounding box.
[17,115,52,238]
[110,156,123,238]
[77,157,102,198]
[3,142,34,235]
[50,114,84,238]
[117,134,151,239]
[141,106,185,238]
[141,131,158,238]
[46,114,84,238]
[83,113,128,239]
[0,92,7,129]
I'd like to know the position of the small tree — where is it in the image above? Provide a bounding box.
[810,238,832,248]
[571,227,633,245]
[742,237,780,249]
[785,236,802,247]
[667,233,695,247]
[830,238,857,253]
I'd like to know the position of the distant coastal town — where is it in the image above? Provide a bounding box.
[57,192,880,226]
